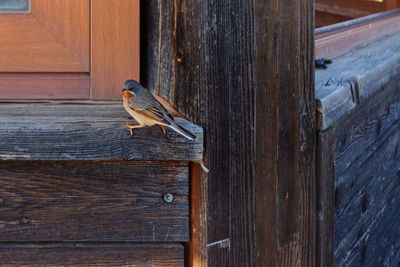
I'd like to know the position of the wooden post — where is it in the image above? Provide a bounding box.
[141,0,316,265]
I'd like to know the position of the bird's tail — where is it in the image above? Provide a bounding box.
[168,121,197,140]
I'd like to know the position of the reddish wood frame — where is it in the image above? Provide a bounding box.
[316,9,400,58]
[0,0,140,101]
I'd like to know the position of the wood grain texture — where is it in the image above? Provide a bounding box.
[334,74,400,178]
[317,62,400,266]
[186,162,207,267]
[0,243,184,266]
[335,173,400,267]
[315,30,400,130]
[0,161,189,242]
[0,73,90,100]
[141,0,316,266]
[0,103,203,161]
[315,10,400,58]
[316,130,335,267]
[140,0,175,101]
[331,78,400,265]
[0,0,89,72]
[91,0,140,100]
[334,132,400,264]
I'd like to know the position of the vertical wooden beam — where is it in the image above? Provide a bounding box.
[186,162,208,267]
[91,0,140,100]
[141,0,316,265]
[316,129,335,267]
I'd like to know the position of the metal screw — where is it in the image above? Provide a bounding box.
[163,193,174,203]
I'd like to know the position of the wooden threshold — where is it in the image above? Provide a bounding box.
[0,103,203,161]
[0,73,90,100]
[315,9,400,58]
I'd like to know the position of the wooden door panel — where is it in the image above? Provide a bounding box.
[0,161,189,242]
[0,244,184,266]
[0,0,89,72]
[91,0,140,100]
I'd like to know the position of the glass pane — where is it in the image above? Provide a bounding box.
[0,0,29,12]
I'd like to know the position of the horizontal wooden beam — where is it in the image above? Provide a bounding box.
[315,30,400,130]
[0,161,189,242]
[0,73,90,100]
[0,103,203,161]
[316,9,400,58]
[0,243,184,266]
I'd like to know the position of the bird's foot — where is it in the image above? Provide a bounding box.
[159,125,166,134]
[125,122,145,136]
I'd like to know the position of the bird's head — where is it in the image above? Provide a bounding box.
[122,79,142,98]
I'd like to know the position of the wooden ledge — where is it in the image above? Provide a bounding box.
[0,103,203,161]
[316,30,400,130]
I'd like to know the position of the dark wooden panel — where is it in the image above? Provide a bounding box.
[0,161,189,242]
[334,125,400,258]
[142,0,316,266]
[316,129,335,267]
[0,243,184,266]
[335,172,400,267]
[140,0,175,101]
[334,75,400,178]
[331,75,400,266]
[0,103,203,161]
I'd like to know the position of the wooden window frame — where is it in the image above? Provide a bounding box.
[0,0,140,101]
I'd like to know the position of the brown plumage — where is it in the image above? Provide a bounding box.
[122,80,197,140]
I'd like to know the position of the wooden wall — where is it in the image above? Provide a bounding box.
[141,0,316,266]
[316,27,400,266]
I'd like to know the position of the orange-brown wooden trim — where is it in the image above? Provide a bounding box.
[91,0,140,100]
[186,162,207,267]
[0,73,90,100]
[315,11,400,58]
[316,0,386,14]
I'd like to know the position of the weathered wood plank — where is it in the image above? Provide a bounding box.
[0,103,203,161]
[0,161,189,242]
[0,243,184,266]
[334,74,400,178]
[315,31,400,130]
[140,0,175,101]
[335,172,400,267]
[142,0,316,266]
[316,129,335,267]
[334,125,400,257]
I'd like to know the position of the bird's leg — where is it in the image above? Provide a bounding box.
[125,122,145,136]
[159,125,166,134]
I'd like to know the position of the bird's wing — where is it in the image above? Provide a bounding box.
[127,94,173,124]
[152,94,189,120]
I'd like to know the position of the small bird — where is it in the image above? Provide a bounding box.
[122,80,197,140]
